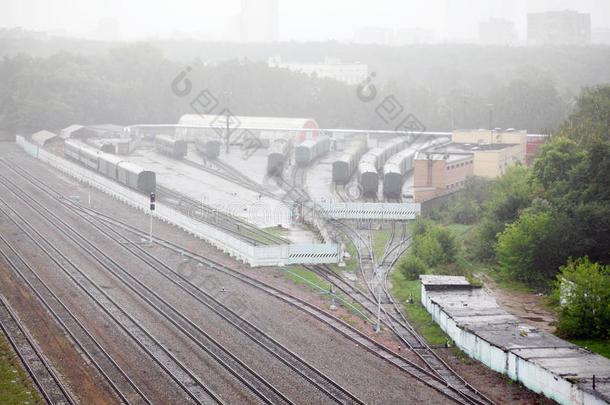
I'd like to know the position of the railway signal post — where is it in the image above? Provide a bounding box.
[149,192,155,244]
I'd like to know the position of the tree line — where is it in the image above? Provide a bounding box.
[2,42,608,135]
[423,86,609,339]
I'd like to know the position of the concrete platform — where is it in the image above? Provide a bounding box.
[127,147,318,243]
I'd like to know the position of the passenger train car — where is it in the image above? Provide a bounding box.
[357,137,410,196]
[155,134,188,158]
[294,136,330,167]
[267,138,292,176]
[332,139,368,185]
[382,149,416,198]
[64,139,156,194]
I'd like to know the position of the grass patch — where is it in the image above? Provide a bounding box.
[390,269,448,346]
[373,227,391,259]
[263,226,288,236]
[284,266,331,291]
[0,332,43,405]
[568,339,610,359]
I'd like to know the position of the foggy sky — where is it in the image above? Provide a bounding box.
[1,0,609,42]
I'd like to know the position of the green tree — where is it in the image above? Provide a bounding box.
[398,255,427,281]
[530,137,585,191]
[556,85,610,147]
[429,226,458,264]
[553,257,610,339]
[495,211,555,285]
[412,233,444,268]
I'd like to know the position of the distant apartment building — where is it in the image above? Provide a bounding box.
[478,18,517,45]
[527,10,591,45]
[235,0,278,42]
[268,56,368,86]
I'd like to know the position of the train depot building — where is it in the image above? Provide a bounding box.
[412,129,533,203]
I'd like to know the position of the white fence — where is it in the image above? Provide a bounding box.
[16,136,341,267]
[314,202,420,220]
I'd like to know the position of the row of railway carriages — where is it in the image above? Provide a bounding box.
[332,138,368,185]
[357,137,411,197]
[295,136,331,167]
[64,139,156,194]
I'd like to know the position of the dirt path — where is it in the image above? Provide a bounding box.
[476,272,558,334]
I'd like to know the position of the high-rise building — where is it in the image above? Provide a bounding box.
[238,0,278,43]
[478,18,517,45]
[527,10,591,45]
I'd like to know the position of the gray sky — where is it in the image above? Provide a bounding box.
[1,0,609,41]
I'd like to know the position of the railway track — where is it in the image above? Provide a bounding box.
[276,165,309,203]
[0,293,77,405]
[40,204,489,404]
[333,219,495,405]
[2,161,364,404]
[0,179,226,404]
[74,202,366,405]
[333,183,349,202]
[181,155,277,199]
[156,185,289,246]
[1,158,492,404]
[0,213,152,405]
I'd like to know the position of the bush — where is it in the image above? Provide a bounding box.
[495,211,555,286]
[412,233,444,267]
[398,255,427,280]
[553,257,610,339]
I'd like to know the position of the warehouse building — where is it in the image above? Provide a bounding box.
[177,114,320,145]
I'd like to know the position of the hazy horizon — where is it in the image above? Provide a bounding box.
[1,0,609,43]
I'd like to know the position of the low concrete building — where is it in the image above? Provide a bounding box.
[420,275,610,405]
[413,152,474,203]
